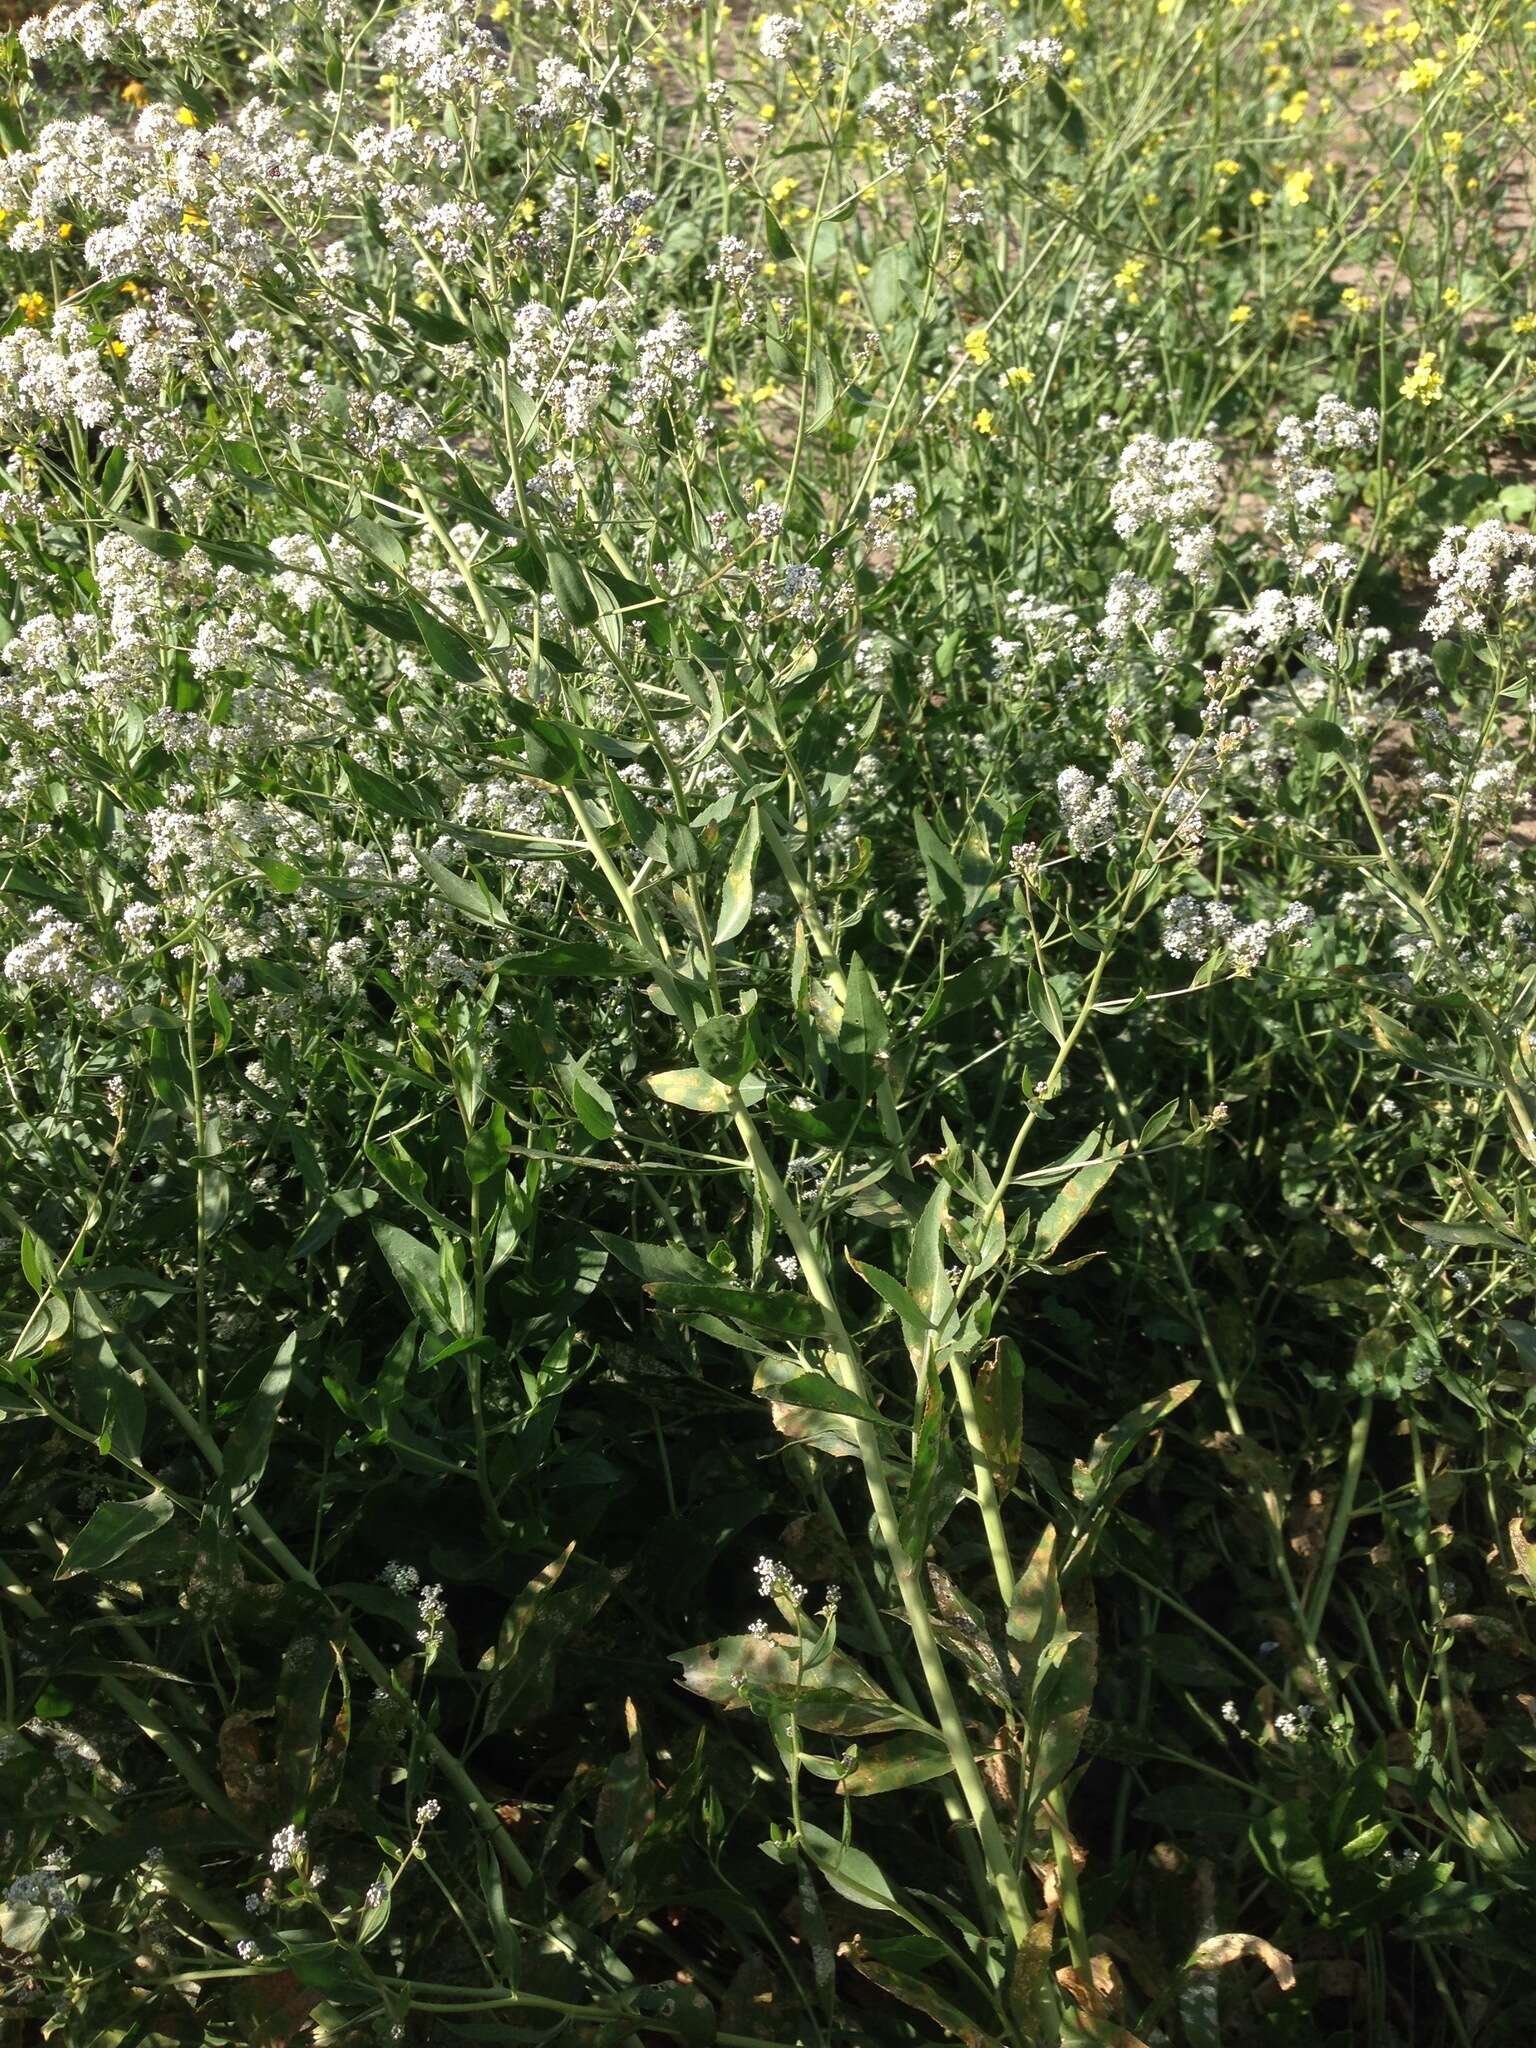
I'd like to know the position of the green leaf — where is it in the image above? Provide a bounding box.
[57,1490,175,1578]
[714,809,761,944]
[767,1372,882,1424]
[839,954,890,1077]
[851,1257,930,1364]
[914,811,966,921]
[545,545,599,628]
[973,1338,1023,1499]
[693,1013,755,1085]
[342,756,427,820]
[464,1103,512,1185]
[371,1221,451,1332]
[560,1056,618,1139]
[650,1281,829,1337]
[906,1185,954,1338]
[405,599,482,682]
[798,1823,899,1913]
[673,1634,913,1735]
[648,1066,734,1113]
[1074,1380,1198,1502]
[256,854,302,895]
[834,1731,955,1796]
[417,852,510,928]
[1033,1145,1125,1259]
[223,1336,295,1507]
[114,516,192,562]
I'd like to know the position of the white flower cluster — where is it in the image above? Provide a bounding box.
[269,1824,307,1874]
[1161,896,1313,972]
[1268,394,1378,573]
[1424,521,1536,638]
[1110,433,1223,577]
[5,1851,74,1923]
[758,14,802,60]
[3,912,123,1016]
[1056,766,1118,853]
[753,1555,807,1604]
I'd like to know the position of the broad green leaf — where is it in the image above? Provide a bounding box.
[714,809,761,944]
[844,1944,990,2046]
[649,1065,733,1113]
[545,544,599,628]
[57,1490,175,1578]
[914,811,966,921]
[223,1336,295,1506]
[417,852,510,928]
[905,1185,954,1336]
[673,1633,914,1735]
[839,953,890,1071]
[973,1338,1023,1499]
[1073,1379,1198,1502]
[649,1280,829,1337]
[693,1013,755,1085]
[1033,1145,1125,1260]
[766,1372,882,1424]
[372,1220,451,1332]
[464,1103,512,1185]
[798,1822,899,1913]
[835,1731,954,1796]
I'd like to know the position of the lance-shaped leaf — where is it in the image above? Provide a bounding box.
[834,1730,955,1796]
[673,1632,919,1735]
[798,1823,899,1913]
[1033,1143,1125,1260]
[57,1490,175,1579]
[1072,1380,1198,1504]
[973,1338,1024,1498]
[906,1185,955,1344]
[650,1280,831,1338]
[714,808,761,944]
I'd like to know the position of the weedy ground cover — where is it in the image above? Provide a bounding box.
[0,0,1534,2041]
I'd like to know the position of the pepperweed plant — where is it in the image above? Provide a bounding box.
[1,0,1535,2041]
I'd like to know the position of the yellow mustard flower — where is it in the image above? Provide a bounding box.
[1400,349,1444,403]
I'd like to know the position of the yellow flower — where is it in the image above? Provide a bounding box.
[972,407,996,435]
[1400,349,1444,403]
[759,101,777,120]
[108,338,127,357]
[770,175,796,204]
[1214,157,1240,176]
[1229,303,1253,324]
[1442,285,1461,309]
[1249,186,1270,206]
[174,104,199,126]
[1113,256,1148,302]
[16,291,47,323]
[963,327,992,365]
[1005,363,1034,389]
[1282,166,1314,206]
[1279,88,1309,125]
[1399,55,1444,90]
[121,80,148,108]
[1512,313,1536,334]
[1440,127,1464,151]
[57,222,72,239]
[1340,284,1377,314]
